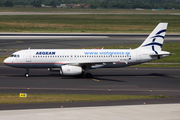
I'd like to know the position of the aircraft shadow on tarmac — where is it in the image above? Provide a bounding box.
[92,73,171,82]
[6,73,169,77]
[94,73,171,77]
[6,72,171,83]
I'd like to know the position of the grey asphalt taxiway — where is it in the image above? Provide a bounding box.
[0,64,180,110]
[0,34,180,110]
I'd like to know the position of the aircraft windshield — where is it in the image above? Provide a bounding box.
[10,54,20,57]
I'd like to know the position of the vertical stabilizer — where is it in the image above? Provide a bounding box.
[137,23,168,53]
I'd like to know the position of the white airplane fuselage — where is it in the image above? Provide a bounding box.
[3,49,142,68]
[3,23,171,77]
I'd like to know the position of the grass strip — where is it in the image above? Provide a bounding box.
[0,55,9,63]
[0,93,170,104]
[0,14,180,33]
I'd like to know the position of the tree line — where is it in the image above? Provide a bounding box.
[1,0,180,9]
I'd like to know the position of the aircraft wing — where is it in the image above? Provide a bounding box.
[57,59,128,68]
[64,61,115,65]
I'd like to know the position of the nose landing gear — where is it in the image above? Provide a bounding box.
[25,68,29,77]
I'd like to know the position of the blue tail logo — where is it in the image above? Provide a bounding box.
[142,29,166,54]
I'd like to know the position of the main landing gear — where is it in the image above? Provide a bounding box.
[85,73,93,78]
[78,72,92,78]
[83,67,93,78]
[25,68,29,77]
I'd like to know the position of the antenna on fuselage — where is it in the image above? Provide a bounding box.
[28,47,30,50]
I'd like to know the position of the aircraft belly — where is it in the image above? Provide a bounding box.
[102,62,139,68]
[103,63,128,68]
[6,63,56,68]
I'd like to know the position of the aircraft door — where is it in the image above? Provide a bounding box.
[26,51,31,62]
[136,51,141,62]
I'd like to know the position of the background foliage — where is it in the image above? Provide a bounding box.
[0,0,180,9]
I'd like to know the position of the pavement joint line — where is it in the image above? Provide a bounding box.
[174,76,180,78]
[135,76,157,77]
[0,87,180,92]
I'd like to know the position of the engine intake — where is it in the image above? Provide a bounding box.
[60,65,82,75]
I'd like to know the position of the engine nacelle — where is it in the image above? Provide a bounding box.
[60,65,82,75]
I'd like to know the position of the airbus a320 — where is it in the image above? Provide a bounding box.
[4,23,170,78]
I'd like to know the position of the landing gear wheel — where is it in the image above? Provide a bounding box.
[25,68,29,77]
[86,73,92,78]
[25,73,29,77]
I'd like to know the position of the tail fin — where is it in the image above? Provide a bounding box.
[137,23,168,53]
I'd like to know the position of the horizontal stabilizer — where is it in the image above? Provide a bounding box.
[150,51,170,56]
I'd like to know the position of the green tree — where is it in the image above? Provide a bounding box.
[5,1,13,7]
[49,0,57,7]
[32,0,42,7]
[100,1,108,8]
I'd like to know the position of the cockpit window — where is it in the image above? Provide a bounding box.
[10,55,14,57]
[10,54,20,57]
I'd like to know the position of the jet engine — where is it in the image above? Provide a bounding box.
[60,65,82,75]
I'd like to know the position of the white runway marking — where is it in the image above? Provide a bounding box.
[0,36,109,39]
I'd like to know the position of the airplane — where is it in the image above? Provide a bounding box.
[3,23,170,78]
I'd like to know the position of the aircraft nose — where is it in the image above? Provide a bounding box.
[3,58,8,64]
[3,57,11,65]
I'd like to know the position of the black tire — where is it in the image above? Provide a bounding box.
[25,73,29,77]
[86,73,92,78]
